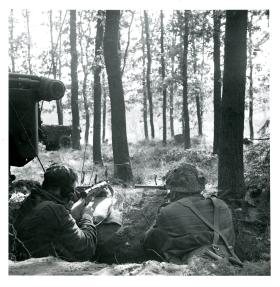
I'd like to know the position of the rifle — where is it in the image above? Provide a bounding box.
[71,181,113,220]
[134,184,167,190]
[134,184,190,194]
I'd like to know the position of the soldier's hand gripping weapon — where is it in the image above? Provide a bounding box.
[71,181,114,220]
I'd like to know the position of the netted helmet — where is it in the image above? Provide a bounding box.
[42,163,78,191]
[164,163,206,194]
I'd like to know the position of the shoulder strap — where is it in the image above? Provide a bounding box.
[210,197,221,246]
[177,198,243,266]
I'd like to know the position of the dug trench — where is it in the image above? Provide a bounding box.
[93,186,167,264]
[9,183,270,275]
[8,140,270,275]
[9,185,169,274]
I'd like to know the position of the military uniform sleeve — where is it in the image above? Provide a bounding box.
[45,203,97,261]
[143,208,170,256]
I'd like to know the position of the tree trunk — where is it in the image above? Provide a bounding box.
[182,10,191,149]
[218,10,248,200]
[161,11,167,145]
[248,13,254,140]
[78,11,94,146]
[199,13,207,136]
[57,11,64,124]
[82,73,90,145]
[213,10,222,154]
[195,93,203,136]
[24,10,32,74]
[49,10,63,125]
[102,72,107,143]
[144,10,155,139]
[104,10,133,182]
[9,9,16,73]
[121,11,135,76]
[93,10,104,165]
[191,19,202,137]
[141,13,149,140]
[58,11,63,80]
[169,13,176,138]
[70,10,81,150]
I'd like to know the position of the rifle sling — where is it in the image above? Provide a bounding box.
[177,198,242,266]
[210,197,221,247]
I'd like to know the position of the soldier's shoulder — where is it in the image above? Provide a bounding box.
[36,200,68,218]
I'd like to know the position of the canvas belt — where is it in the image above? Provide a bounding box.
[177,198,243,267]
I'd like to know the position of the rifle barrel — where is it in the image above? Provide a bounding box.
[134,184,166,190]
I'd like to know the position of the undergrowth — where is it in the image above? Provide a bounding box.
[9,139,270,275]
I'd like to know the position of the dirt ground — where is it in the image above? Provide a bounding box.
[8,143,271,276]
[9,257,193,275]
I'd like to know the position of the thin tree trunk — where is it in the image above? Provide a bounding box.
[83,73,90,145]
[9,9,16,73]
[191,20,202,137]
[58,11,62,80]
[248,13,254,140]
[218,10,248,200]
[78,11,93,146]
[55,95,64,126]
[24,10,32,74]
[93,10,104,164]
[195,92,203,136]
[144,10,155,139]
[102,72,107,143]
[161,11,167,145]
[199,13,207,136]
[182,10,191,149]
[57,10,64,124]
[169,12,176,138]
[49,11,57,77]
[49,10,63,125]
[104,10,133,182]
[121,11,135,76]
[213,10,222,154]
[70,10,81,150]
[141,13,149,140]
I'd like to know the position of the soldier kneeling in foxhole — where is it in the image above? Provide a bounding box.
[11,163,121,262]
[143,163,242,266]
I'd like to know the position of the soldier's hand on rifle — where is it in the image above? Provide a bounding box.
[82,201,95,218]
[71,198,86,221]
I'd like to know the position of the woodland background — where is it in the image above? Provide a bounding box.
[8,10,269,145]
[8,9,272,277]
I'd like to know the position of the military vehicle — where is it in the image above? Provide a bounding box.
[40,124,72,151]
[9,73,66,178]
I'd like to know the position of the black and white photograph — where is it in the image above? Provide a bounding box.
[4,0,278,285]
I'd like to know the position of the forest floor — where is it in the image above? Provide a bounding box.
[9,139,271,276]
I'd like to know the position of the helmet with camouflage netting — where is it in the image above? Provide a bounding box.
[163,163,206,194]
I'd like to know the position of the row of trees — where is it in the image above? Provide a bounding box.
[9,10,269,199]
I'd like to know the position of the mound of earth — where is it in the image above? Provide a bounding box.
[9,180,270,276]
[9,255,270,276]
[9,256,193,275]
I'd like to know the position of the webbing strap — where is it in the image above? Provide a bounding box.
[210,197,220,246]
[177,198,243,266]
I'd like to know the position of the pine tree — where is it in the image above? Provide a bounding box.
[218,10,248,199]
[103,10,133,182]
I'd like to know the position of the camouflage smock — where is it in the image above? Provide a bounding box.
[13,188,97,262]
[143,195,235,263]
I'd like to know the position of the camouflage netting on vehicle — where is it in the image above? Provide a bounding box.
[40,125,72,150]
[163,163,206,193]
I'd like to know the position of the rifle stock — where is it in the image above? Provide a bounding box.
[71,181,113,220]
[78,181,112,201]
